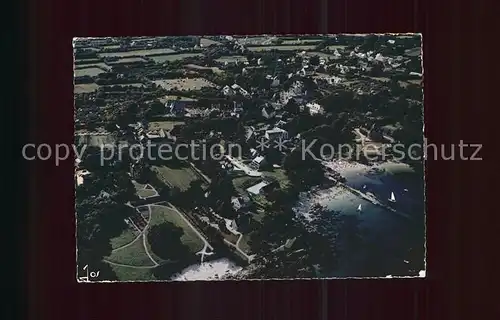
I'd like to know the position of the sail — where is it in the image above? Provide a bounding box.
[390,192,396,201]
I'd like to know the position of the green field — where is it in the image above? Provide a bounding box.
[74,63,111,71]
[106,237,156,266]
[102,45,121,49]
[98,48,176,58]
[248,45,316,52]
[200,38,221,47]
[153,77,215,91]
[262,169,291,190]
[109,227,140,250]
[149,205,205,253]
[74,67,105,77]
[282,39,322,45]
[137,189,157,198]
[150,53,203,63]
[327,45,347,50]
[215,56,248,63]
[106,57,147,64]
[74,83,99,93]
[100,83,145,88]
[151,164,200,191]
[305,52,338,59]
[232,176,262,194]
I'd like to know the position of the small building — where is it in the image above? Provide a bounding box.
[306,102,324,115]
[222,85,236,96]
[246,181,270,195]
[249,155,266,170]
[264,127,288,141]
[75,169,91,186]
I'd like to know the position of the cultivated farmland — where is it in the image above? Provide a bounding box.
[106,57,147,64]
[75,67,105,77]
[153,78,216,91]
[215,56,248,63]
[98,48,176,58]
[149,53,204,63]
[74,83,99,93]
[248,45,316,52]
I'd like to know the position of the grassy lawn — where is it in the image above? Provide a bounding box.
[137,189,157,198]
[109,264,156,281]
[133,180,147,190]
[232,176,262,194]
[221,231,239,245]
[109,227,140,250]
[151,165,200,191]
[106,237,156,267]
[148,205,205,254]
[262,169,291,190]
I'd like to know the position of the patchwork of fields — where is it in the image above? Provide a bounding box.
[149,53,204,63]
[98,48,176,58]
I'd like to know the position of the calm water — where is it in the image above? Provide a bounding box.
[299,163,425,277]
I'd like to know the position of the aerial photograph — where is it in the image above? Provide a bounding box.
[74,34,425,282]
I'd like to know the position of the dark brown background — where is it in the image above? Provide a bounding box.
[21,0,495,319]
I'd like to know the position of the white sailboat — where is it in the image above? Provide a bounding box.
[388,192,396,203]
[357,204,362,212]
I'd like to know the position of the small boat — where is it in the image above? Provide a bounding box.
[363,185,367,189]
[388,192,396,203]
[404,188,408,192]
[357,204,362,212]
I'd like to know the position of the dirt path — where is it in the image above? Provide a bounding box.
[109,205,159,268]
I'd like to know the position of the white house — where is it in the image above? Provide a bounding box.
[264,127,288,141]
[306,102,324,115]
[250,155,266,170]
[231,84,250,97]
[75,169,91,186]
[222,85,236,96]
[246,181,270,195]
